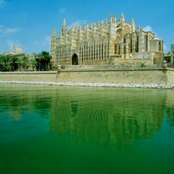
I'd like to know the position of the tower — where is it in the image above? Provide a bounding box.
[120,13,125,58]
[120,13,125,36]
[62,18,67,35]
[120,13,125,23]
[131,19,135,32]
[51,27,57,66]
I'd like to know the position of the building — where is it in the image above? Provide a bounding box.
[51,13,164,67]
[164,52,171,63]
[0,45,31,71]
[164,44,174,64]
[2,45,29,59]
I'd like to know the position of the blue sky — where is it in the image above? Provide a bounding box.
[0,0,174,54]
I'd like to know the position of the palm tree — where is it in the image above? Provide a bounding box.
[0,55,11,71]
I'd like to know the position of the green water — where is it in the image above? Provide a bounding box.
[0,84,174,174]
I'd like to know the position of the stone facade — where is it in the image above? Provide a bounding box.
[51,13,164,66]
[13,45,22,54]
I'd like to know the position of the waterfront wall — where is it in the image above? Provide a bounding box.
[57,70,167,84]
[167,68,174,85]
[0,68,174,86]
[0,71,57,82]
[57,68,173,85]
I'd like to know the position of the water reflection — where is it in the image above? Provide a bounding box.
[0,84,174,150]
[49,87,173,150]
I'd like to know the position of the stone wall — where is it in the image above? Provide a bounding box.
[57,68,169,84]
[114,58,152,66]
[0,68,174,86]
[166,68,174,85]
[0,71,57,82]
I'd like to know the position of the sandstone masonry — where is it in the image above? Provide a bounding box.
[51,13,164,67]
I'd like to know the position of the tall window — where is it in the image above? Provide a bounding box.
[82,47,84,61]
[158,42,161,51]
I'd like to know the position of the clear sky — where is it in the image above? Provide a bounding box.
[0,0,174,54]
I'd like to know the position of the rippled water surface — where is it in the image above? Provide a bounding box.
[0,84,174,174]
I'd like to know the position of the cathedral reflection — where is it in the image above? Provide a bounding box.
[1,85,174,151]
[50,89,168,150]
[71,101,78,117]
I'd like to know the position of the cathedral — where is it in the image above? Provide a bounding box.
[51,13,164,66]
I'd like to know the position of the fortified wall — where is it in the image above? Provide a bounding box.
[0,67,174,88]
[56,66,174,85]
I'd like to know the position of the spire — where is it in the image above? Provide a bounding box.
[83,23,87,30]
[63,18,67,28]
[62,18,67,35]
[110,14,116,23]
[131,18,135,24]
[113,14,116,23]
[131,18,135,32]
[52,27,56,37]
[110,14,113,22]
[121,13,125,22]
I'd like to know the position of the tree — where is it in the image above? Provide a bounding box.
[30,58,37,71]
[35,51,52,71]
[10,56,19,71]
[0,55,11,71]
[21,56,29,71]
[0,51,52,71]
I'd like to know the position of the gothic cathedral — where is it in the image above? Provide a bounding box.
[51,13,164,66]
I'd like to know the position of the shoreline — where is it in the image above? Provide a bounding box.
[0,81,174,89]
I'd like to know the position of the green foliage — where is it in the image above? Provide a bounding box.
[21,56,29,70]
[35,51,52,71]
[0,55,12,71]
[30,58,37,70]
[10,56,19,71]
[0,55,28,71]
[140,62,146,67]
[0,51,52,72]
